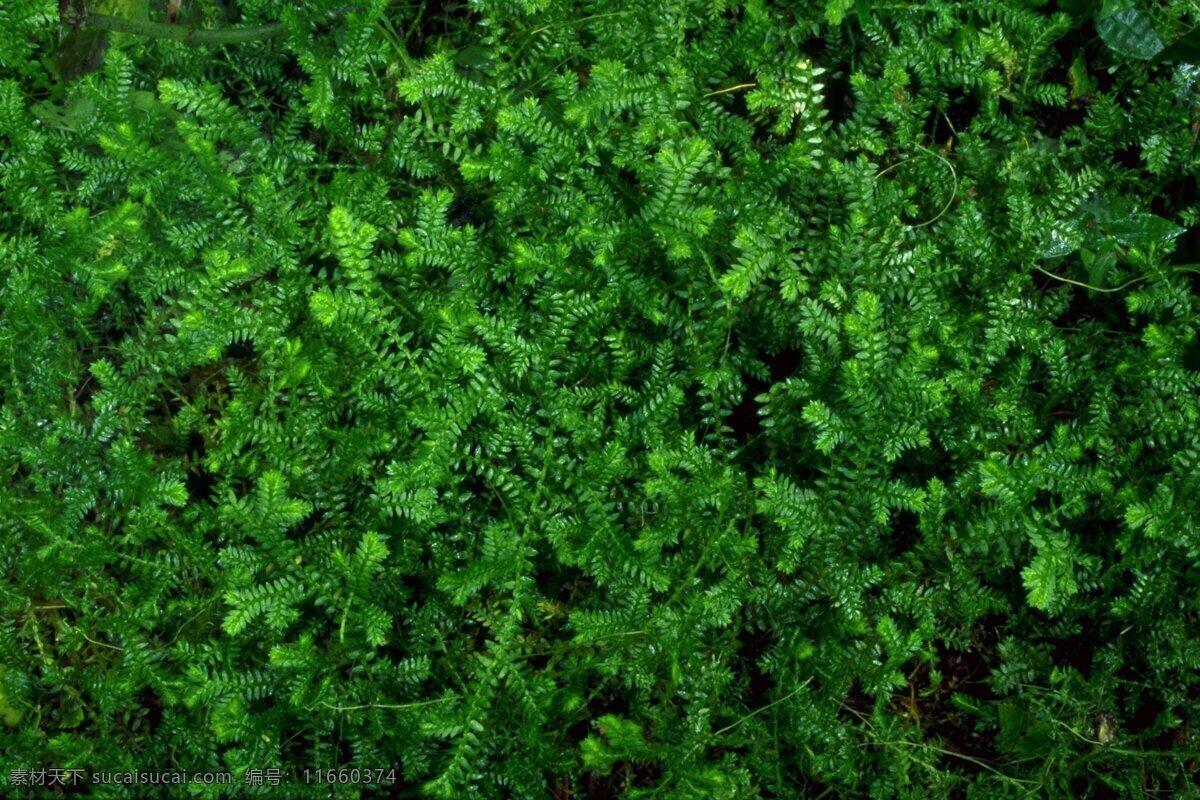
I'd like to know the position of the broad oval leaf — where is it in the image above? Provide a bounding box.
[1097,7,1164,60]
[1102,213,1185,248]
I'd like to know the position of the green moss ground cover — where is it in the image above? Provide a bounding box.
[3,1,1200,797]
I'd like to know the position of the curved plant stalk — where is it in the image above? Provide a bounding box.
[79,5,362,46]
[80,12,283,44]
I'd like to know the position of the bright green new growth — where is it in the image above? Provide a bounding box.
[3,0,1200,797]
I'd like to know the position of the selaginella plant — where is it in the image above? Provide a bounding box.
[2,0,1200,797]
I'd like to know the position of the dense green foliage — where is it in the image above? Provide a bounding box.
[3,0,1200,796]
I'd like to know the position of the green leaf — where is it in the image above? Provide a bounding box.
[1102,213,1185,247]
[581,715,652,770]
[1022,533,1079,612]
[1039,223,1084,258]
[328,206,377,272]
[309,290,340,326]
[454,45,493,69]
[156,477,189,507]
[1068,55,1096,99]
[354,531,390,576]
[1097,7,1163,60]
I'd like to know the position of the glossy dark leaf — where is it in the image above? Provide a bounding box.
[1102,213,1186,247]
[1097,6,1164,60]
